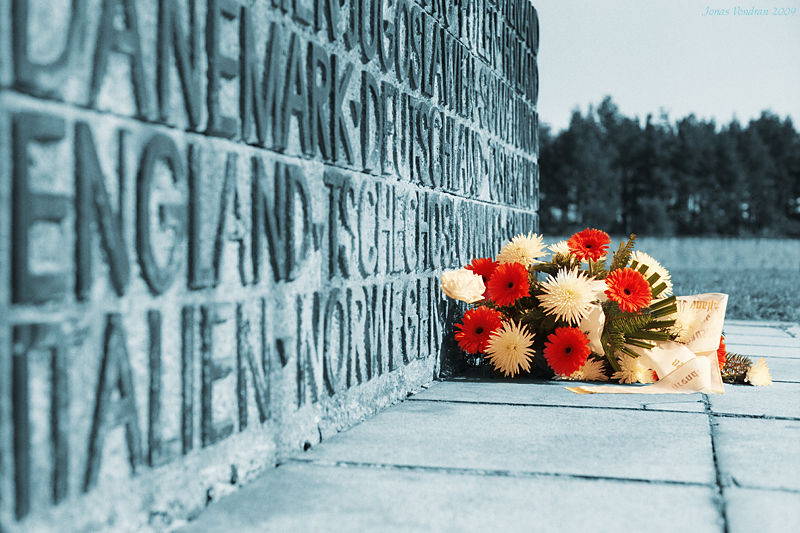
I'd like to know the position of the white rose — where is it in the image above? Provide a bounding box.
[579,303,606,355]
[440,268,486,303]
[745,358,772,386]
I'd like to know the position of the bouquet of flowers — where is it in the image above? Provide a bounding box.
[440,228,772,392]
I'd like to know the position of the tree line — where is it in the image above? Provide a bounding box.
[539,97,800,237]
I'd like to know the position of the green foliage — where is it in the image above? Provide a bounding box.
[600,295,677,371]
[607,234,636,273]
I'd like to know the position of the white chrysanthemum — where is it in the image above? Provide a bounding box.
[745,358,772,386]
[496,232,547,266]
[669,304,698,343]
[538,268,606,326]
[485,321,535,377]
[440,268,486,303]
[561,358,609,381]
[548,240,572,260]
[612,353,656,384]
[630,251,673,297]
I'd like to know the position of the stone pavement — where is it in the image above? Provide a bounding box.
[179,321,800,533]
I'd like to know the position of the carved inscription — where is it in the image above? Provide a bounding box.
[2,0,540,524]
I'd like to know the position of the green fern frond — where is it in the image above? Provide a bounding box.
[608,234,637,272]
[722,353,753,383]
[626,330,672,342]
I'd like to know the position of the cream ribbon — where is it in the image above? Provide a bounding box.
[568,293,728,394]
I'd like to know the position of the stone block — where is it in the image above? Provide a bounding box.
[413,379,708,412]
[294,399,716,484]
[725,487,800,533]
[714,417,800,491]
[710,382,800,419]
[724,324,794,339]
[0,0,540,529]
[725,344,800,359]
[180,462,723,533]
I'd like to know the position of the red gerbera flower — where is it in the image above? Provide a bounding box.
[485,262,530,306]
[717,335,727,370]
[605,267,652,312]
[543,327,591,376]
[465,257,499,284]
[568,228,611,262]
[454,307,503,354]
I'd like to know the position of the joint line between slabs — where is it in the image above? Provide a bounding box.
[281,457,714,489]
[408,397,706,415]
[703,394,730,533]
[409,397,800,421]
[711,412,800,421]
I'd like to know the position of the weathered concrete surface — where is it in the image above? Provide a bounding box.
[181,462,722,533]
[725,488,800,533]
[412,379,708,412]
[709,382,800,418]
[723,320,800,360]
[723,321,797,338]
[720,345,799,358]
[714,417,800,492]
[182,320,799,533]
[292,400,717,483]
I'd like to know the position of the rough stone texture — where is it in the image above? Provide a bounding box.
[0,0,540,530]
[180,462,723,533]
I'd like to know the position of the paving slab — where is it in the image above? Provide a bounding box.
[179,463,723,533]
[412,380,707,413]
[710,382,800,419]
[714,417,800,491]
[725,320,798,328]
[723,335,800,348]
[723,325,794,339]
[293,400,716,484]
[721,344,800,359]
[725,487,800,533]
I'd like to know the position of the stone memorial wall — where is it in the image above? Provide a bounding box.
[0,0,539,529]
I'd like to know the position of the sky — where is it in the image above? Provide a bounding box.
[533,0,800,132]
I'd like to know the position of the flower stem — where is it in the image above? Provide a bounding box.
[605,351,621,372]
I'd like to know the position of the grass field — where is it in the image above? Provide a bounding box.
[544,236,800,323]
[671,269,799,323]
